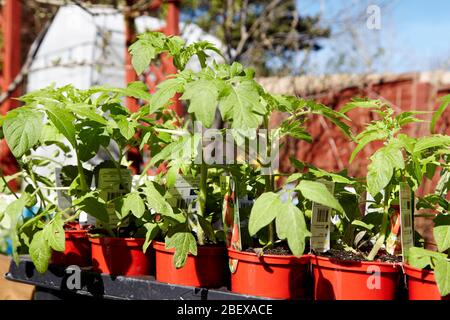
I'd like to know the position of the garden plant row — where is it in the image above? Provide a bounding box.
[0,32,450,300]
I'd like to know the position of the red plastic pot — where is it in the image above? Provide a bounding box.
[404,264,450,300]
[311,255,400,300]
[90,237,151,276]
[52,229,91,267]
[153,241,228,288]
[228,248,311,299]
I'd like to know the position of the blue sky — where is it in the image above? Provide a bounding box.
[295,0,450,74]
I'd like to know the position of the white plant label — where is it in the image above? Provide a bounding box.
[310,180,335,252]
[399,182,414,262]
[167,175,199,212]
[97,168,132,228]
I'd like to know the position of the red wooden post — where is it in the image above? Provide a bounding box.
[0,0,22,190]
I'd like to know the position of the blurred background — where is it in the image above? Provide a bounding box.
[0,1,449,293]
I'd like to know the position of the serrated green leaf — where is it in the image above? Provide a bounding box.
[45,104,77,148]
[29,230,52,273]
[73,193,109,223]
[414,135,450,154]
[248,192,281,236]
[122,192,145,218]
[143,222,159,253]
[275,202,310,257]
[340,99,383,114]
[4,195,29,264]
[433,214,450,252]
[143,181,174,217]
[3,108,44,157]
[129,42,156,75]
[181,79,219,128]
[308,168,355,185]
[366,145,404,196]
[435,258,450,297]
[150,77,186,113]
[165,232,197,268]
[431,95,450,134]
[408,247,435,269]
[66,103,108,125]
[219,80,265,130]
[350,130,387,163]
[116,117,137,140]
[296,180,344,213]
[43,215,65,252]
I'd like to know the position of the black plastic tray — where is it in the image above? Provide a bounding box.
[5,256,267,300]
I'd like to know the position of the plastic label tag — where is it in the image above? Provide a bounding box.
[97,168,132,229]
[310,180,335,253]
[167,175,199,212]
[400,182,415,262]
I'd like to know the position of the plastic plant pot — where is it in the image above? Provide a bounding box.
[52,229,91,267]
[227,248,311,300]
[153,241,228,288]
[89,237,151,276]
[311,255,400,300]
[404,264,450,300]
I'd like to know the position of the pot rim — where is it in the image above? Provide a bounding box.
[403,263,436,282]
[65,229,88,238]
[152,240,227,255]
[227,247,310,265]
[310,254,400,273]
[89,236,145,247]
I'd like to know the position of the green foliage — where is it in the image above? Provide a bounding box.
[165,232,198,269]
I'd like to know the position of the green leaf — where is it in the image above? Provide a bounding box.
[433,214,450,252]
[43,214,65,252]
[308,168,355,185]
[350,130,387,163]
[248,192,282,236]
[408,247,446,269]
[3,108,44,157]
[116,117,137,140]
[66,103,108,125]
[396,111,426,126]
[181,79,219,128]
[165,232,197,268]
[296,180,344,214]
[4,195,29,264]
[366,145,403,196]
[129,42,156,75]
[150,77,186,113]
[219,80,265,130]
[275,202,310,257]
[29,231,52,273]
[45,104,77,148]
[431,95,450,134]
[435,258,450,297]
[143,222,159,253]
[413,135,450,154]
[143,182,174,217]
[340,99,383,114]
[122,192,145,218]
[73,193,109,223]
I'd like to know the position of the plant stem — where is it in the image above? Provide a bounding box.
[0,169,19,199]
[76,154,88,191]
[26,162,47,208]
[367,187,391,261]
[198,161,207,217]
